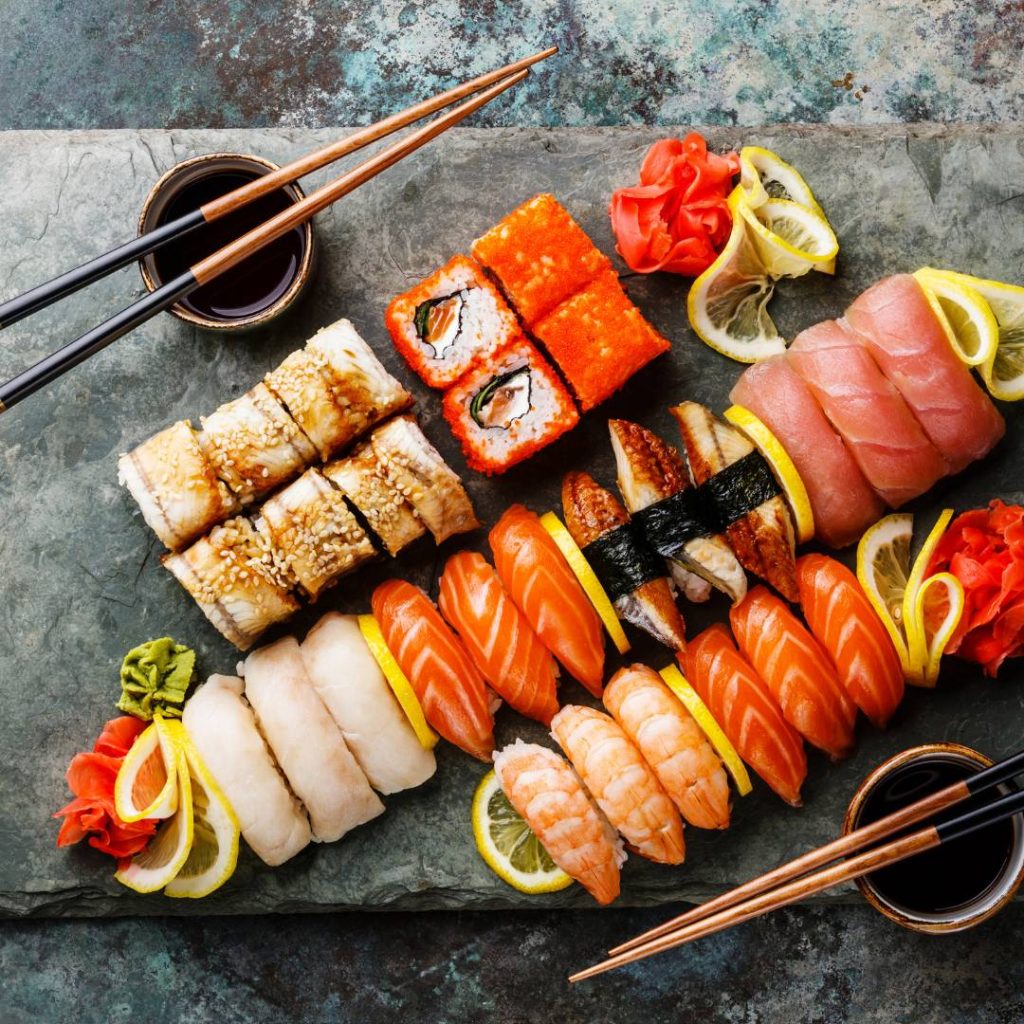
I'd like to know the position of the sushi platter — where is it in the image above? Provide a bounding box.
[2,121,1024,918]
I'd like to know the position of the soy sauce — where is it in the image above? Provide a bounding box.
[858,756,1014,915]
[152,169,306,322]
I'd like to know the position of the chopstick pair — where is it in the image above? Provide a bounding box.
[0,46,557,414]
[570,747,1024,983]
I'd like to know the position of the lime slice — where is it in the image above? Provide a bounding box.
[856,513,914,679]
[113,717,179,823]
[358,614,439,750]
[723,405,814,543]
[738,146,825,215]
[539,511,630,654]
[659,663,752,797]
[472,769,573,895]
[913,268,999,367]
[734,194,838,279]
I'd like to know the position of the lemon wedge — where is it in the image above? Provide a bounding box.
[113,717,179,823]
[659,663,752,797]
[738,146,825,215]
[723,405,814,543]
[912,573,965,688]
[472,769,573,895]
[734,195,839,279]
[358,614,438,750]
[902,509,955,687]
[857,513,914,679]
[913,268,999,368]
[539,511,630,654]
[164,734,240,899]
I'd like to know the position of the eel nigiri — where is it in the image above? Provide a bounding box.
[489,505,605,696]
[438,552,560,725]
[684,624,807,806]
[562,471,687,651]
[730,586,857,759]
[371,580,495,761]
[670,401,798,602]
[795,553,905,728]
[609,419,747,604]
[551,705,686,865]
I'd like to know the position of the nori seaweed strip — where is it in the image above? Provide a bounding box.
[582,524,664,602]
[699,451,780,529]
[632,488,716,557]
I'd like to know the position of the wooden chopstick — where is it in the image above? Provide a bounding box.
[0,71,526,414]
[609,746,1024,957]
[570,784,1024,983]
[0,47,556,331]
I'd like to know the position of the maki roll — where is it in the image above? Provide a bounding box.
[442,336,578,475]
[117,420,240,551]
[385,255,519,389]
[255,467,376,599]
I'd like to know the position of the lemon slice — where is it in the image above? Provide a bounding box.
[114,722,193,894]
[164,734,240,899]
[738,146,825,215]
[113,717,179,823]
[358,614,438,750]
[901,509,954,686]
[734,194,838,279]
[912,573,965,688]
[856,513,914,678]
[659,663,752,797]
[723,405,814,543]
[472,769,573,895]
[913,268,999,368]
[539,511,630,654]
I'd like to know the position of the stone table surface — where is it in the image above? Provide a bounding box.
[3,3,1024,1021]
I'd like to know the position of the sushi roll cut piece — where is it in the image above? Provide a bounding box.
[323,441,426,556]
[442,335,579,475]
[385,255,520,389]
[242,636,385,843]
[562,471,687,651]
[200,382,317,505]
[300,612,436,794]
[532,270,671,412]
[609,419,747,604]
[470,193,613,326]
[255,467,376,600]
[118,419,240,551]
[369,414,480,544]
[163,516,300,651]
[182,674,312,866]
[670,401,799,603]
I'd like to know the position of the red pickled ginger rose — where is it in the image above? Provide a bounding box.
[54,715,157,865]
[927,500,1024,677]
[609,133,740,276]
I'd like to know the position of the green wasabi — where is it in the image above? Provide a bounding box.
[117,637,195,720]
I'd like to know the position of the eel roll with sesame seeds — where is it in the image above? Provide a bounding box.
[118,419,241,551]
[254,468,376,600]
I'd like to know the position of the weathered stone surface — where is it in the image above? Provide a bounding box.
[1,125,1023,918]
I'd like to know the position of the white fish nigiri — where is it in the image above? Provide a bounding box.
[242,636,384,842]
[182,674,311,866]
[300,612,436,794]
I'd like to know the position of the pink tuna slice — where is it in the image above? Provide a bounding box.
[788,319,948,508]
[843,274,1004,474]
[730,356,885,548]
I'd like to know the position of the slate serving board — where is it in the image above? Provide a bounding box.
[1,124,1023,919]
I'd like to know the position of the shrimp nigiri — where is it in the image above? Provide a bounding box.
[730,586,857,759]
[371,580,495,761]
[439,552,560,725]
[603,665,731,830]
[493,740,625,905]
[795,554,905,728]
[683,624,807,806]
[551,705,685,864]
[489,505,605,696]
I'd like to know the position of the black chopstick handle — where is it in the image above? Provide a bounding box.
[0,270,197,412]
[937,786,1024,844]
[966,748,1024,796]
[0,209,205,331]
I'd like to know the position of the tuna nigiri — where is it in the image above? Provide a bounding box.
[439,552,560,725]
[730,586,856,759]
[795,554,905,728]
[489,505,606,696]
[684,624,807,806]
[371,580,495,761]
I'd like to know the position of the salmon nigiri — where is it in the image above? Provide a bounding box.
[683,624,807,806]
[371,580,495,761]
[489,505,605,696]
[795,554,905,729]
[730,586,857,759]
[439,551,560,725]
